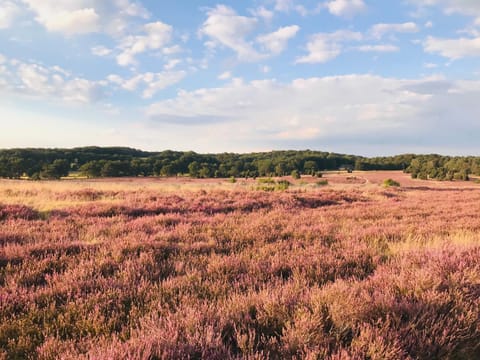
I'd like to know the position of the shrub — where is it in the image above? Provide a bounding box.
[229,177,237,183]
[383,179,400,187]
[316,180,329,186]
[276,180,291,191]
[258,178,276,184]
[291,170,301,180]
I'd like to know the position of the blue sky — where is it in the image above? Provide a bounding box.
[1,0,480,155]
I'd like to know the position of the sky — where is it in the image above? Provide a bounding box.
[0,0,480,156]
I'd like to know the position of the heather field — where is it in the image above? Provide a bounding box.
[1,172,479,359]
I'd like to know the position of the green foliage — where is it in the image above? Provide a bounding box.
[383,179,400,187]
[1,147,479,182]
[257,178,276,184]
[316,180,329,186]
[229,176,237,183]
[291,170,301,180]
[256,179,291,191]
[40,159,70,179]
[276,180,291,190]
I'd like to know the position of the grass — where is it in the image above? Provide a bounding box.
[0,172,479,358]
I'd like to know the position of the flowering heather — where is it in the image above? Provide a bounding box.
[0,172,479,359]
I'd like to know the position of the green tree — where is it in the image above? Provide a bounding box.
[188,161,200,178]
[40,159,70,179]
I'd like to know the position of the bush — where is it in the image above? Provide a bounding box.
[229,177,237,183]
[258,178,276,184]
[383,179,400,187]
[256,179,290,191]
[291,170,301,180]
[276,180,291,191]
[316,180,328,186]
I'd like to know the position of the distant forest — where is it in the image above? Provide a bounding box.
[0,147,478,181]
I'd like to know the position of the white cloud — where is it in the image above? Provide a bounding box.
[424,35,480,59]
[199,5,261,61]
[409,0,480,17]
[274,0,308,16]
[296,30,362,64]
[424,62,439,68]
[21,0,149,36]
[218,71,232,80]
[107,71,186,98]
[0,1,20,29]
[91,46,112,57]
[164,59,181,70]
[143,74,480,153]
[370,22,419,39]
[0,58,105,104]
[355,44,400,52]
[250,6,274,22]
[256,25,300,55]
[324,0,366,18]
[117,21,173,66]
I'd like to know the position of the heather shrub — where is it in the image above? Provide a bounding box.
[1,178,479,358]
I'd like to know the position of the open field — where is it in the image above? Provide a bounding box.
[1,171,480,359]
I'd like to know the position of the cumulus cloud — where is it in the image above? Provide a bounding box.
[199,5,261,61]
[107,71,186,98]
[355,44,400,52]
[296,30,362,64]
[256,25,300,55]
[144,74,480,152]
[409,0,480,18]
[218,71,232,80]
[424,35,480,59]
[370,22,419,39]
[91,46,112,57]
[274,0,308,16]
[116,21,173,66]
[200,5,298,61]
[0,1,21,29]
[250,6,274,22]
[21,0,149,36]
[0,57,105,104]
[324,0,366,18]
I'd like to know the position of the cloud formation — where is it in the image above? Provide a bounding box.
[296,30,362,63]
[145,74,480,152]
[370,22,419,39]
[200,5,261,61]
[0,1,21,29]
[21,0,149,36]
[116,21,173,66]
[324,0,366,18]
[0,57,105,104]
[256,25,300,55]
[424,35,480,59]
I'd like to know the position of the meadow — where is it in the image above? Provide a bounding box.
[0,171,479,359]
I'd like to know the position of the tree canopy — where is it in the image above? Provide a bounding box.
[0,147,477,181]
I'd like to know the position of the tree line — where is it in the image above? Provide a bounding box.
[0,147,478,180]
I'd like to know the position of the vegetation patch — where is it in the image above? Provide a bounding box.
[383,178,400,187]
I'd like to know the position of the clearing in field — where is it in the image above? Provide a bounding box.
[1,171,479,359]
